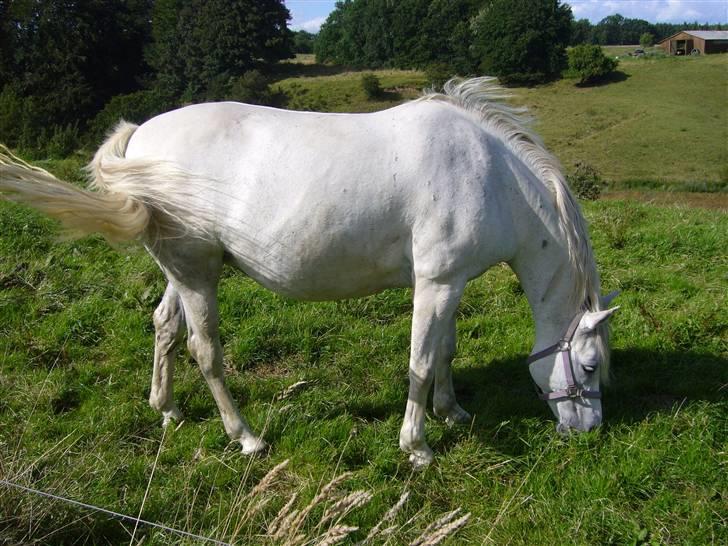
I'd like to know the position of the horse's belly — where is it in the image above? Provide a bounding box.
[224,239,412,300]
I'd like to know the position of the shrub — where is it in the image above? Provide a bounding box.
[227,70,273,105]
[425,63,454,90]
[640,32,655,48]
[567,161,606,200]
[46,124,81,159]
[361,74,383,99]
[568,45,619,85]
[87,89,176,146]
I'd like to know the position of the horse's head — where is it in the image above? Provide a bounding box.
[528,292,619,434]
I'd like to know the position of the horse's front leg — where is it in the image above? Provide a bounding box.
[149,282,185,427]
[433,315,472,426]
[400,277,465,469]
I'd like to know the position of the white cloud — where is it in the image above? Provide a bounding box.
[656,0,701,22]
[291,16,327,33]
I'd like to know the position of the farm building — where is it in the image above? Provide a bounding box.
[657,30,728,55]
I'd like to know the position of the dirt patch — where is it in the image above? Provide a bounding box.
[603,191,728,211]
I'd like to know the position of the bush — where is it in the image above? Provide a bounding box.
[361,74,383,99]
[45,124,81,159]
[567,161,606,200]
[227,70,274,105]
[568,45,619,85]
[87,89,176,146]
[640,32,655,48]
[425,63,454,90]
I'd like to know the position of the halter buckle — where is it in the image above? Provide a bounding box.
[566,386,582,398]
[557,340,571,351]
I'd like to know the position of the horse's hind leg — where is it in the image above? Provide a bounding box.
[177,279,267,454]
[150,282,185,427]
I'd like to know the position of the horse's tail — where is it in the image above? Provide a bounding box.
[0,121,216,243]
[0,122,149,243]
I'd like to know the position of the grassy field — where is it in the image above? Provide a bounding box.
[1,179,726,542]
[1,54,727,544]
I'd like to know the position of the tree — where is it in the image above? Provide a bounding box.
[571,18,594,45]
[640,32,655,48]
[471,0,573,85]
[151,0,293,99]
[0,0,153,149]
[568,44,619,85]
[293,30,316,54]
[315,0,481,72]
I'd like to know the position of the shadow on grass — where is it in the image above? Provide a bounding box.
[575,70,631,87]
[269,61,359,81]
[442,347,727,455]
[346,347,727,457]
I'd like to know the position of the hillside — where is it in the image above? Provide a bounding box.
[273,53,728,191]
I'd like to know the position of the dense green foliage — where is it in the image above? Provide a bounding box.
[0,0,292,154]
[316,0,572,83]
[568,45,620,85]
[293,30,317,54]
[471,0,572,85]
[360,73,383,99]
[566,161,606,199]
[150,0,293,100]
[0,0,153,151]
[640,32,655,48]
[315,0,481,73]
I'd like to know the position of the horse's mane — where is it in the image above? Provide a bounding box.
[419,77,610,381]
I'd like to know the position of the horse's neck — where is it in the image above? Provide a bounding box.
[509,216,581,352]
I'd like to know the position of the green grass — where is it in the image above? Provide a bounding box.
[514,53,728,191]
[273,69,428,113]
[1,169,726,542]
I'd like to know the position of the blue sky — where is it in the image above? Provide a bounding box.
[286,0,727,33]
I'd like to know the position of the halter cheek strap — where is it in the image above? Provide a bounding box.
[526,312,601,402]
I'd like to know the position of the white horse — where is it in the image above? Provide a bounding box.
[0,78,618,467]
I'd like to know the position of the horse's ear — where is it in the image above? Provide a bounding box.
[601,290,620,308]
[581,307,619,332]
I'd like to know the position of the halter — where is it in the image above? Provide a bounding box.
[526,312,601,402]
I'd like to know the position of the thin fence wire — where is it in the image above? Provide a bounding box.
[0,478,231,546]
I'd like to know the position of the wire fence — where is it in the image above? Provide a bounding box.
[0,478,231,546]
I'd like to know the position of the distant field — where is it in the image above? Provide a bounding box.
[515,53,727,191]
[274,52,728,191]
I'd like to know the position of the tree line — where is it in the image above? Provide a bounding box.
[315,0,724,78]
[0,0,293,156]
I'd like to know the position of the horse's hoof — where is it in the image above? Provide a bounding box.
[241,436,268,456]
[408,447,434,470]
[162,407,183,428]
[444,406,472,427]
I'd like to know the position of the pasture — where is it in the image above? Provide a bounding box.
[1,57,727,544]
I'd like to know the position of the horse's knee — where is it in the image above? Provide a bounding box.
[187,335,222,378]
[154,298,184,352]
